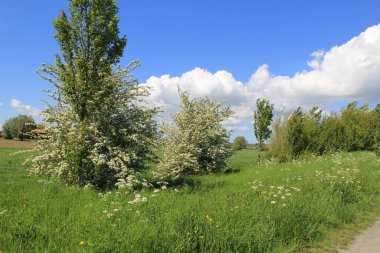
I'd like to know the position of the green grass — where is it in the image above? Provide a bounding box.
[1,149,380,252]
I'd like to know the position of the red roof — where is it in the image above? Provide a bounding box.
[33,129,47,134]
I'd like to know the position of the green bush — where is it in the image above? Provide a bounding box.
[341,102,375,151]
[287,107,309,158]
[319,113,345,153]
[233,136,248,150]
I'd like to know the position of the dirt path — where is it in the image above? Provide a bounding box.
[340,219,380,253]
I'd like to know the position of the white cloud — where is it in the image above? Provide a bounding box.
[11,99,41,117]
[143,23,380,136]
[0,102,3,108]
[224,125,249,131]
[307,50,325,69]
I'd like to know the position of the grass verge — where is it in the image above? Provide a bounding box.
[0,149,380,252]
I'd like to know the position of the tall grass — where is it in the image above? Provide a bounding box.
[1,149,380,252]
[267,115,291,162]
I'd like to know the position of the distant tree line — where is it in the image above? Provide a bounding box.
[267,102,380,161]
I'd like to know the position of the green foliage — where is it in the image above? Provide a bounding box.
[2,115,35,140]
[269,102,379,160]
[267,115,291,162]
[3,149,380,252]
[29,0,158,190]
[156,90,233,183]
[303,107,322,153]
[253,98,274,151]
[53,0,127,121]
[233,136,248,150]
[287,107,309,157]
[373,104,380,156]
[341,102,375,151]
[319,113,345,152]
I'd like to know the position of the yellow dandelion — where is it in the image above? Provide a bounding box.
[79,240,85,246]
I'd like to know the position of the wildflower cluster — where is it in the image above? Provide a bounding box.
[128,194,148,204]
[249,180,301,207]
[315,160,362,203]
[98,191,113,202]
[0,209,7,217]
[316,167,361,188]
[103,201,123,221]
[205,214,213,223]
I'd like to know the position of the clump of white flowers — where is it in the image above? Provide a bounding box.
[128,194,147,204]
[155,90,234,183]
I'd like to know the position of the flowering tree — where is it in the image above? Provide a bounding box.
[156,90,233,183]
[28,0,158,189]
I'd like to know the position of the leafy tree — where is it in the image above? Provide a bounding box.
[303,107,322,154]
[253,98,274,151]
[319,113,345,153]
[341,102,374,151]
[373,104,380,155]
[233,136,248,150]
[287,107,308,157]
[28,0,158,190]
[156,90,233,183]
[2,115,35,140]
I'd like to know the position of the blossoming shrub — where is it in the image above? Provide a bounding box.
[27,0,158,190]
[156,90,233,183]
[28,65,157,190]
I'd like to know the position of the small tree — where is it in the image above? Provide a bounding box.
[303,107,322,154]
[156,90,233,183]
[233,136,248,150]
[253,98,274,151]
[28,0,158,190]
[2,115,35,140]
[341,102,374,151]
[287,107,308,157]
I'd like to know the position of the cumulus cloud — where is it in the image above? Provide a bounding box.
[143,23,380,133]
[11,99,41,117]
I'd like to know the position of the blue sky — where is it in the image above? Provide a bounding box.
[1,0,380,142]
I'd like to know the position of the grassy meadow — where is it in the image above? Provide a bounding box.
[1,148,380,252]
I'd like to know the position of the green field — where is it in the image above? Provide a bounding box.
[1,148,380,252]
